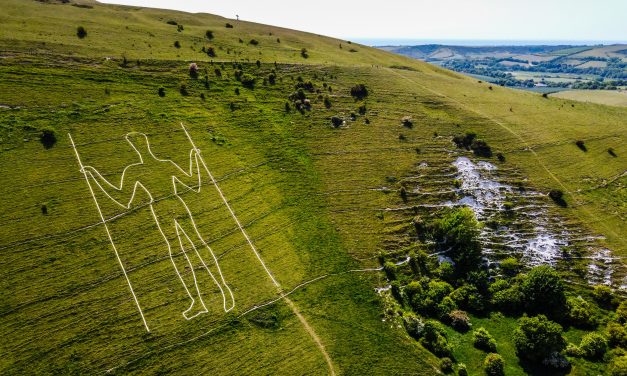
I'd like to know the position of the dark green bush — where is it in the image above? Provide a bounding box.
[548,189,567,207]
[240,73,256,88]
[76,26,87,39]
[324,97,332,109]
[431,207,482,277]
[205,30,214,40]
[350,84,368,99]
[440,357,453,373]
[567,296,597,327]
[331,116,343,128]
[249,39,259,45]
[470,139,493,157]
[473,327,497,352]
[401,116,413,128]
[606,322,627,348]
[40,128,57,149]
[579,332,607,359]
[300,48,309,58]
[521,265,566,317]
[158,87,165,97]
[206,46,216,57]
[225,23,233,28]
[575,140,587,152]
[483,353,505,376]
[513,315,566,362]
[179,84,188,96]
[174,40,181,48]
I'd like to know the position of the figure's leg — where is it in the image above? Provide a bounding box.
[150,204,207,320]
[178,217,235,312]
[173,221,209,319]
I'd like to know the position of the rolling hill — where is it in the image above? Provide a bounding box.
[0,0,626,374]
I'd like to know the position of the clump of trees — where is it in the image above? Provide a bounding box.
[452,132,492,157]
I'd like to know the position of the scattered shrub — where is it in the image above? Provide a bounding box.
[420,320,453,358]
[225,23,233,28]
[177,24,184,32]
[492,284,524,314]
[448,310,471,332]
[300,48,309,58]
[357,104,367,115]
[40,128,57,149]
[76,26,87,39]
[575,140,587,152]
[166,20,177,25]
[350,84,368,99]
[324,97,332,109]
[179,84,188,96]
[401,116,413,128]
[234,88,240,95]
[285,102,291,112]
[240,73,256,88]
[249,39,259,45]
[440,357,454,373]
[452,132,476,149]
[214,68,222,77]
[383,261,397,280]
[473,327,497,352]
[565,343,583,357]
[205,30,214,40]
[470,139,492,157]
[41,204,48,215]
[158,87,165,97]
[189,63,199,78]
[276,38,280,43]
[513,315,566,363]
[174,40,181,48]
[579,332,607,359]
[268,73,276,85]
[206,46,216,57]
[548,189,567,207]
[483,353,504,376]
[331,116,343,128]
[608,148,617,157]
[496,152,505,162]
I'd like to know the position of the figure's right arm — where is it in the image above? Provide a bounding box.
[82,165,133,208]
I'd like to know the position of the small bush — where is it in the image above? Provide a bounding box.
[420,320,453,358]
[166,20,177,25]
[483,353,504,376]
[606,322,627,348]
[249,39,259,45]
[40,128,57,149]
[575,140,587,152]
[499,257,520,277]
[240,73,256,88]
[76,26,87,39]
[324,97,332,109]
[452,132,476,149]
[350,84,368,99]
[206,46,216,57]
[440,357,454,373]
[214,68,222,77]
[158,87,165,97]
[300,48,309,58]
[401,116,413,128]
[608,148,617,157]
[403,314,424,339]
[177,24,184,32]
[567,296,596,327]
[383,262,397,281]
[496,152,505,162]
[617,301,627,323]
[189,63,199,78]
[174,40,181,48]
[331,116,343,128]
[579,332,608,359]
[268,73,276,85]
[179,84,188,96]
[284,102,291,112]
[471,139,492,157]
[565,343,583,357]
[225,23,233,28]
[473,327,497,352]
[448,310,471,332]
[457,363,468,376]
[358,104,366,115]
[548,189,567,207]
[521,265,566,317]
[513,315,566,362]
[41,204,48,215]
[205,30,214,40]
[610,356,627,376]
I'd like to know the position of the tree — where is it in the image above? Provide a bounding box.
[205,30,214,40]
[566,296,596,327]
[606,322,627,348]
[513,315,566,363]
[520,265,566,317]
[499,257,520,277]
[431,207,482,276]
[350,83,368,99]
[40,128,57,149]
[616,301,627,323]
[483,353,505,376]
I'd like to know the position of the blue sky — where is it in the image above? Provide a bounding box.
[99,0,627,44]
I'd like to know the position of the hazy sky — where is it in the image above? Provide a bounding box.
[99,0,627,43]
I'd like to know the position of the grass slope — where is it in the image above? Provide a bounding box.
[0,0,625,374]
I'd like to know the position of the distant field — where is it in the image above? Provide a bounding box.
[551,89,627,107]
[511,71,595,83]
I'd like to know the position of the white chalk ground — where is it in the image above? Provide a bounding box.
[448,156,621,287]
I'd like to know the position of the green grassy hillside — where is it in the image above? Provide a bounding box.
[0,0,625,375]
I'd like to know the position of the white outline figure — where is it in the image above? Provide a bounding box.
[69,126,238,330]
